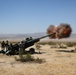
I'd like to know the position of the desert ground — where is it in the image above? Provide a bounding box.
[0,45,76,75]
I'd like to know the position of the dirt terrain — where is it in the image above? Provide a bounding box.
[0,45,76,75]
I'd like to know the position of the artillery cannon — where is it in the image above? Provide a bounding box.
[0,33,55,55]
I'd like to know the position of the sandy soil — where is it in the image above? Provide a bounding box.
[0,45,76,75]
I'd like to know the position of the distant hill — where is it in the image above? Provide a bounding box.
[0,33,76,42]
[0,32,46,41]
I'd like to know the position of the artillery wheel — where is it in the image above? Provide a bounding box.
[29,48,35,54]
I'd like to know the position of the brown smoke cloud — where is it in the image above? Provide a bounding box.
[47,23,72,39]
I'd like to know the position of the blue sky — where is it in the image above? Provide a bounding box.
[0,0,76,34]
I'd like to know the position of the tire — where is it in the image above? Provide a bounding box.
[29,48,35,54]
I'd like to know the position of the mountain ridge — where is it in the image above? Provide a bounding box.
[0,32,76,42]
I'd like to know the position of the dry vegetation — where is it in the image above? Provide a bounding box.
[0,41,76,75]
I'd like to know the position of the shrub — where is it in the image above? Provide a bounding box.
[35,57,45,64]
[15,52,45,63]
[24,53,34,61]
[15,53,34,62]
[66,42,73,47]
[19,48,24,59]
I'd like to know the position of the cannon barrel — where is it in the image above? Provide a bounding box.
[39,32,56,39]
[23,33,56,49]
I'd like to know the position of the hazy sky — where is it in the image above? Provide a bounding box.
[0,0,76,34]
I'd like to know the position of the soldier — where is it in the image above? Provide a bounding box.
[1,41,5,50]
[0,41,6,54]
[30,37,33,40]
[6,43,13,54]
[8,43,13,51]
[5,40,9,50]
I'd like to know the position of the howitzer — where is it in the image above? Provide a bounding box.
[0,33,55,55]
